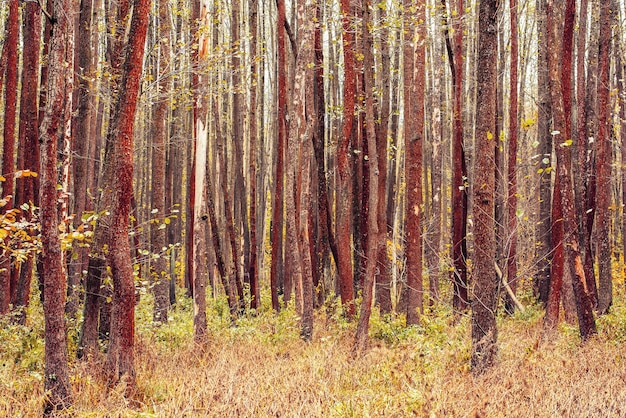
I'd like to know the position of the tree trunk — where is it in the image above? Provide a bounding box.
[39,0,75,410]
[375,5,392,313]
[13,0,42,321]
[337,0,356,317]
[248,0,260,310]
[545,0,596,339]
[353,0,380,354]
[405,0,425,326]
[0,0,19,316]
[270,0,288,312]
[594,0,613,314]
[104,0,151,384]
[312,3,336,306]
[535,0,552,306]
[505,0,519,315]
[290,0,316,339]
[446,0,469,313]
[150,0,172,324]
[471,0,498,374]
[67,0,97,316]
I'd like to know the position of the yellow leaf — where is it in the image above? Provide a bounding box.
[487,131,494,140]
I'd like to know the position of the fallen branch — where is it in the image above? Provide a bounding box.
[495,262,525,313]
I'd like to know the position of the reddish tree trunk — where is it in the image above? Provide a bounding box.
[545,0,596,339]
[574,0,598,309]
[13,0,42,320]
[104,0,151,384]
[337,0,356,316]
[0,0,19,315]
[595,0,613,314]
[270,0,288,312]
[40,0,75,410]
[446,0,469,313]
[405,0,425,325]
[505,0,519,315]
[353,0,380,353]
[470,0,499,374]
[545,175,563,328]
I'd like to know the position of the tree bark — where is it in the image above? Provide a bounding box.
[505,0,519,314]
[270,0,288,312]
[535,0,552,306]
[13,0,42,321]
[248,0,260,310]
[353,0,380,354]
[337,0,356,316]
[290,0,316,339]
[39,0,75,410]
[375,4,392,313]
[545,0,596,339]
[405,0,425,325]
[67,0,97,316]
[471,0,499,374]
[150,0,172,323]
[104,0,151,384]
[446,0,469,313]
[0,0,19,315]
[594,0,613,314]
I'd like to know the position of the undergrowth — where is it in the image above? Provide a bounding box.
[2,282,626,417]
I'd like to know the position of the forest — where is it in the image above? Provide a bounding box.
[1,0,626,415]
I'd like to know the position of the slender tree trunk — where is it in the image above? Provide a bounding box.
[535,0,552,305]
[0,0,19,315]
[494,7,506,299]
[595,0,613,314]
[375,3,392,314]
[426,3,444,305]
[270,0,288,312]
[620,57,626,284]
[545,0,596,339]
[337,0,356,316]
[230,0,247,306]
[40,0,75,410]
[13,0,42,321]
[67,0,96,316]
[312,3,336,306]
[248,0,260,310]
[545,175,564,327]
[190,0,210,339]
[104,0,151,384]
[505,0,519,314]
[212,103,241,316]
[575,0,597,309]
[446,0,469,313]
[354,0,380,353]
[471,0,498,374]
[289,0,316,339]
[406,0,425,325]
[150,0,172,323]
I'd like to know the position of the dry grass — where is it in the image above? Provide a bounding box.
[2,288,626,417]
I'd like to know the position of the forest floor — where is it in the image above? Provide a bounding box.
[2,279,626,417]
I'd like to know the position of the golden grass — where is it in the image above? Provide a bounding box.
[2,289,626,417]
